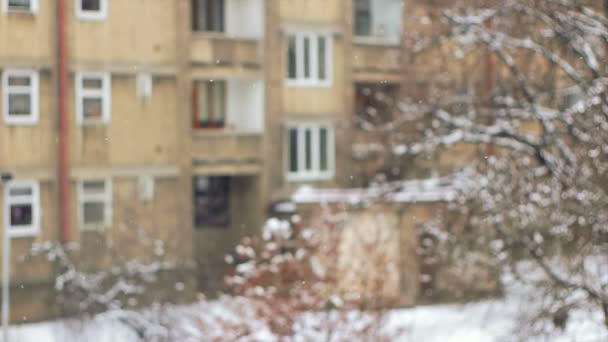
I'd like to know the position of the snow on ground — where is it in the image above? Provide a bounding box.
[386,277,608,342]
[5,287,608,342]
[387,300,516,342]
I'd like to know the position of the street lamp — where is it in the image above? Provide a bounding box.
[1,172,13,342]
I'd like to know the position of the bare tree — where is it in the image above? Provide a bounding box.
[358,0,607,338]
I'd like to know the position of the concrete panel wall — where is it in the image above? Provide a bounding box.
[279,0,342,24]
[0,0,55,65]
[66,75,179,167]
[69,0,177,66]
[0,71,57,169]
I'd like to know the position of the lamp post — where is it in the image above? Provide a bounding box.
[1,172,13,342]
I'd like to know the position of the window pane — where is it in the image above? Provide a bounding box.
[198,82,209,124]
[8,0,31,10]
[83,98,103,120]
[82,0,101,11]
[192,0,205,31]
[193,176,230,228]
[320,127,328,171]
[203,0,224,32]
[287,36,297,79]
[194,176,209,192]
[82,78,103,89]
[289,128,299,172]
[83,180,105,194]
[8,94,31,115]
[318,36,327,80]
[83,202,105,224]
[303,36,311,78]
[8,76,30,87]
[354,0,371,36]
[10,204,33,227]
[305,128,312,170]
[9,187,32,196]
[214,82,225,125]
[213,0,225,32]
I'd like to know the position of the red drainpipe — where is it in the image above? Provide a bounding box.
[58,0,70,243]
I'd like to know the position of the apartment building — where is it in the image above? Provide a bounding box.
[0,0,405,321]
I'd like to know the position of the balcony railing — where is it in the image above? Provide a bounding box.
[352,43,401,75]
[191,132,262,171]
[190,34,261,68]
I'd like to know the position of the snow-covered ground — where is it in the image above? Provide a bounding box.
[6,293,606,342]
[388,299,606,342]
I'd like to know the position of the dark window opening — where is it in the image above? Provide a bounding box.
[83,202,105,224]
[318,36,327,80]
[288,128,298,172]
[354,0,372,36]
[8,94,31,116]
[7,0,32,11]
[287,36,297,79]
[355,83,399,127]
[192,0,225,32]
[320,127,328,171]
[192,80,226,129]
[10,204,33,227]
[81,0,101,11]
[193,176,231,228]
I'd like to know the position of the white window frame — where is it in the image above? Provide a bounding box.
[2,69,39,125]
[75,72,111,126]
[78,178,112,231]
[75,0,107,21]
[2,0,38,14]
[285,31,333,88]
[3,180,40,238]
[285,122,335,182]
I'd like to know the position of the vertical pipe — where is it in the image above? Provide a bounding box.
[58,0,70,242]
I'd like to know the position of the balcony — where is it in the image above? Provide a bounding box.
[190,76,264,175]
[190,36,261,69]
[190,0,263,69]
[352,44,401,80]
[191,133,263,175]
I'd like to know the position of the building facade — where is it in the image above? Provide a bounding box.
[0,0,406,321]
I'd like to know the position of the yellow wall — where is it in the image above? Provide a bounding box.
[66,75,179,167]
[68,0,178,66]
[279,0,343,24]
[0,0,55,64]
[0,73,57,170]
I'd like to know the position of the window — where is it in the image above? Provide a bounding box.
[3,181,40,237]
[192,0,224,32]
[75,0,107,21]
[193,176,230,228]
[351,0,402,44]
[79,179,112,229]
[2,70,39,125]
[75,72,111,125]
[286,123,335,181]
[355,83,399,127]
[3,0,38,13]
[354,0,371,36]
[192,80,226,129]
[286,32,332,87]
